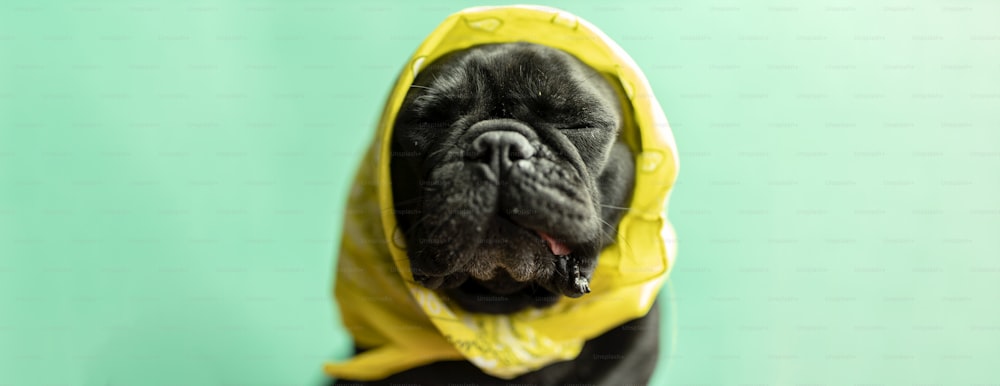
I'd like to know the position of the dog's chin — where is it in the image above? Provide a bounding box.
[408,213,604,314]
[443,270,563,315]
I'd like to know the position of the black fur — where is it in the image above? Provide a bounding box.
[391,42,634,312]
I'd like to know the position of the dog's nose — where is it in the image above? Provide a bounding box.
[467,131,535,172]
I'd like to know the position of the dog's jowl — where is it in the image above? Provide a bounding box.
[325,6,679,385]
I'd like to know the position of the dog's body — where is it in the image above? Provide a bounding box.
[331,42,659,385]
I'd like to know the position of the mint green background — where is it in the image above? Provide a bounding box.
[2,1,998,385]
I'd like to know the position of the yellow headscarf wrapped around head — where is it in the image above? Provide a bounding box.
[324,5,679,381]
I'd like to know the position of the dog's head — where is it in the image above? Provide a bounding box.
[390,42,635,314]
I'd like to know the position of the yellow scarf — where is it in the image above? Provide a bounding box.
[324,5,679,381]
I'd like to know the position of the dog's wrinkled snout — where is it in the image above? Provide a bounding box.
[467,130,535,173]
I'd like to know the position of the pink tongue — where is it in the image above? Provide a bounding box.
[537,231,572,256]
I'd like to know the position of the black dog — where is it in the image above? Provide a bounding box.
[333,42,658,385]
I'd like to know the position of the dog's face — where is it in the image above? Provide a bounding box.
[391,42,635,314]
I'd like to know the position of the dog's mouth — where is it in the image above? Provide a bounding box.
[466,213,577,282]
[537,230,572,256]
[497,211,574,257]
[410,212,592,300]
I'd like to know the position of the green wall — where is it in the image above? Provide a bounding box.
[2,1,997,385]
